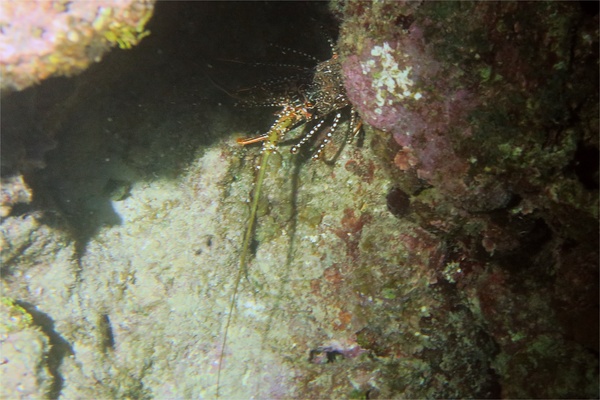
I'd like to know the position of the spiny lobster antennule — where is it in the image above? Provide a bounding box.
[217,37,363,398]
[234,42,362,158]
[236,134,269,145]
[267,42,321,64]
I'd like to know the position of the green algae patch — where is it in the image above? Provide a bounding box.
[0,296,33,334]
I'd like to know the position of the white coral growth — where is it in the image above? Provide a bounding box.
[361,42,423,109]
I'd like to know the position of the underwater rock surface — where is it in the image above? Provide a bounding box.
[0,0,155,91]
[0,2,598,399]
[337,1,599,398]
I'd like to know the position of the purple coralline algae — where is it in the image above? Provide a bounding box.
[336,0,598,397]
[0,2,597,398]
[0,0,155,91]
[342,15,475,197]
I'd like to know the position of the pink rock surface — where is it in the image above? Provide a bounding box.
[0,0,155,91]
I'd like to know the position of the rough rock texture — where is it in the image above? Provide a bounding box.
[0,175,33,217]
[0,2,597,399]
[0,0,155,220]
[0,297,52,399]
[335,1,599,398]
[0,0,155,92]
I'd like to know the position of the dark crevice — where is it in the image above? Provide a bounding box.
[4,1,336,258]
[572,143,599,190]
[15,301,74,400]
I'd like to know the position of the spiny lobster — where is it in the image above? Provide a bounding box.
[216,40,362,398]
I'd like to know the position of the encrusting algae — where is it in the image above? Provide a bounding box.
[216,39,362,397]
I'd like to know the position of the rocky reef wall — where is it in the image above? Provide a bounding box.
[0,0,155,92]
[335,1,599,397]
[1,2,598,398]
